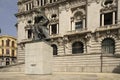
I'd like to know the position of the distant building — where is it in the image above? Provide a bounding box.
[15,0,120,73]
[0,35,17,66]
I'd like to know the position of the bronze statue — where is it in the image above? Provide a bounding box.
[32,8,49,40]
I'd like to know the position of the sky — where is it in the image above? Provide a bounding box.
[0,0,18,37]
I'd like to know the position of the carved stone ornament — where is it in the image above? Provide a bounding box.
[100,0,117,13]
[65,2,70,11]
[57,38,63,46]
[101,0,116,8]
[87,0,100,6]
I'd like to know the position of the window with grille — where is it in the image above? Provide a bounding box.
[72,42,84,54]
[102,38,115,54]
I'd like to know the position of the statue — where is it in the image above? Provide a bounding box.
[32,8,49,40]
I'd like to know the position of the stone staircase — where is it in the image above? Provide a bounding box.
[53,54,120,73]
[0,63,24,72]
[0,72,98,80]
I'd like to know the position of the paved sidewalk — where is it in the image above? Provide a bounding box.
[0,72,119,80]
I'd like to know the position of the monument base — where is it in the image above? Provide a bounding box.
[25,41,53,74]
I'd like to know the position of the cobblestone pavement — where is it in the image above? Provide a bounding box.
[0,72,119,80]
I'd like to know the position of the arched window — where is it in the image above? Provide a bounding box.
[74,12,83,29]
[72,42,84,54]
[102,38,115,54]
[51,44,58,55]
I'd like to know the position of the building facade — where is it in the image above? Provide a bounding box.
[16,0,120,73]
[0,35,17,66]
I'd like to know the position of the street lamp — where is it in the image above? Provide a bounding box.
[101,49,103,73]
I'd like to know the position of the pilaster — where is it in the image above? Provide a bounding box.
[118,0,120,24]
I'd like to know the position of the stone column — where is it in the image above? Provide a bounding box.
[49,25,51,35]
[33,0,36,7]
[83,19,85,29]
[25,4,27,11]
[113,12,115,25]
[28,4,30,10]
[31,3,33,10]
[39,0,41,6]
[118,0,120,24]
[42,0,44,5]
[25,30,28,39]
[102,14,104,26]
[71,21,75,31]
[57,24,59,34]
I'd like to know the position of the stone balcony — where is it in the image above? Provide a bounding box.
[21,38,33,43]
[49,34,63,39]
[65,28,91,36]
[96,24,120,32]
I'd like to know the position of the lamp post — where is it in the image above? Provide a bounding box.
[100,49,103,73]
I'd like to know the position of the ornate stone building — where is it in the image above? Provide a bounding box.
[15,0,120,72]
[0,35,17,66]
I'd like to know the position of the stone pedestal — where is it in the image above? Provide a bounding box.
[25,41,53,74]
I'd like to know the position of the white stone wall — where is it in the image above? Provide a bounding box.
[59,6,71,35]
[16,0,120,73]
[17,21,26,43]
[87,2,101,32]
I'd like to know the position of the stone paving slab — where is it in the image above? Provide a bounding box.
[0,72,119,80]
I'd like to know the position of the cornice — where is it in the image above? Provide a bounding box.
[44,0,67,8]
[15,8,38,17]
[0,35,17,40]
[17,0,30,5]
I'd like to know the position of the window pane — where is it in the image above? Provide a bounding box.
[104,12,113,25]
[51,24,57,34]
[75,21,83,29]
[72,42,84,54]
